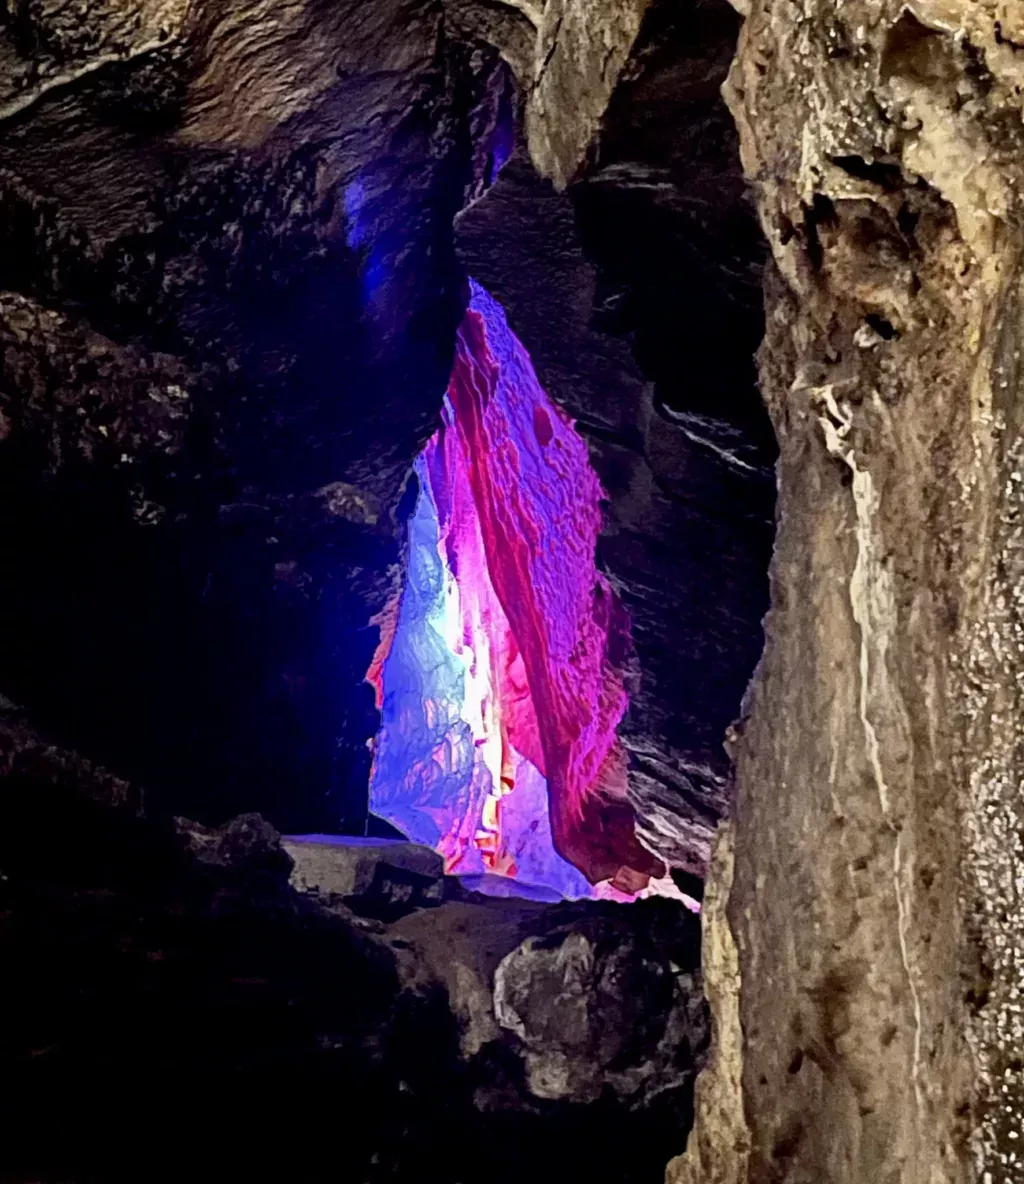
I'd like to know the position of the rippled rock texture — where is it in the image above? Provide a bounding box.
[456,0,774,878]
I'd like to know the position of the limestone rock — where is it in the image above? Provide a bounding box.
[456,0,771,877]
[176,811,289,873]
[524,0,650,188]
[443,0,650,188]
[493,910,708,1105]
[666,825,748,1184]
[675,1,1024,1180]
[387,892,553,1058]
[284,833,445,915]
[0,0,511,835]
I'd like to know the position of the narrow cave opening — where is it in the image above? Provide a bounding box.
[446,0,776,905]
[364,280,685,903]
[305,0,778,922]
[279,4,775,1170]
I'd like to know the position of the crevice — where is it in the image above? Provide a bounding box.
[829,154,905,193]
[0,2,783,1180]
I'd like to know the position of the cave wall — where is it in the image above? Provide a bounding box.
[0,0,774,879]
[6,0,1023,1174]
[443,0,650,189]
[0,700,708,1184]
[671,2,1024,1181]
[0,0,513,830]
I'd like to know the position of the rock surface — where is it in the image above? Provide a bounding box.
[0,0,773,886]
[456,0,774,877]
[284,833,446,914]
[0,0,515,835]
[0,701,708,1183]
[494,913,707,1104]
[670,2,1024,1181]
[10,1,1024,1179]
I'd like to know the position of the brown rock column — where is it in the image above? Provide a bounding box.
[673,2,1024,1180]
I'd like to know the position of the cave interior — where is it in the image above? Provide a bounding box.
[0,0,780,1180]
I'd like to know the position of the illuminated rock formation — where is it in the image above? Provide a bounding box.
[370,282,663,896]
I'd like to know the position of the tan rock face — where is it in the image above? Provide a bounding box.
[666,824,749,1184]
[672,2,1024,1181]
[523,0,651,187]
[446,0,653,186]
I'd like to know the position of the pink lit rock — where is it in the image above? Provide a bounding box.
[369,281,663,895]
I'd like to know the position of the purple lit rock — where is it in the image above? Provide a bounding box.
[368,281,662,898]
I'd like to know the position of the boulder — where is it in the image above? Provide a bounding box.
[284,833,445,916]
[493,910,708,1105]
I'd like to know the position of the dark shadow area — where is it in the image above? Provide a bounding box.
[0,42,514,835]
[572,0,775,766]
[0,708,706,1184]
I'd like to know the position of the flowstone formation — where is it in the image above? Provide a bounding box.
[456,0,775,882]
[0,0,771,889]
[6,0,1024,1179]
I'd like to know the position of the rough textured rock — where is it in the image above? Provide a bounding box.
[0,0,513,834]
[671,2,1024,1182]
[0,699,708,1183]
[386,884,708,1116]
[6,1,1024,1181]
[11,0,1024,1180]
[523,0,650,189]
[0,0,773,886]
[176,810,293,876]
[666,825,747,1184]
[494,911,707,1104]
[443,0,650,188]
[284,834,446,915]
